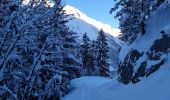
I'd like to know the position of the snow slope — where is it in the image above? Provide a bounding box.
[62,76,116,100]
[119,1,170,62]
[117,1,170,81]
[64,5,121,39]
[62,55,170,100]
[64,5,121,47]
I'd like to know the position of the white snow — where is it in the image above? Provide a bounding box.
[64,5,121,40]
[62,55,170,100]
[133,53,147,72]
[62,76,116,100]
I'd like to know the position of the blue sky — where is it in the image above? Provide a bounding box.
[63,0,119,28]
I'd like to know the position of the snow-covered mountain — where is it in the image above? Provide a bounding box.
[63,5,121,71]
[64,5,121,39]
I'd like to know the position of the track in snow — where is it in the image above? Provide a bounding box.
[62,76,119,100]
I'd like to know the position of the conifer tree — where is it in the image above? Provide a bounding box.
[81,33,95,75]
[110,0,156,43]
[0,0,80,99]
[60,27,81,80]
[96,29,110,77]
[89,40,98,75]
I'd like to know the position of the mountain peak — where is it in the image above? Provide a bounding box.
[63,5,121,38]
[64,5,82,17]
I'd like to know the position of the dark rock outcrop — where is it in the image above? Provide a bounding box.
[118,32,170,84]
[118,50,143,84]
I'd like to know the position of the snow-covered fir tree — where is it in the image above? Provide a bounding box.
[0,0,80,99]
[81,33,95,76]
[89,40,98,75]
[110,0,157,43]
[96,29,110,77]
[60,29,81,80]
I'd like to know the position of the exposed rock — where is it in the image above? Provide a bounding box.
[118,50,143,84]
[150,34,170,53]
[132,61,147,83]
[146,59,166,77]
[118,33,170,84]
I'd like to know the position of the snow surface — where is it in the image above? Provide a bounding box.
[64,5,121,40]
[62,55,170,100]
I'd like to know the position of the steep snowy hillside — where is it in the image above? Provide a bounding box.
[64,5,121,71]
[118,1,170,84]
